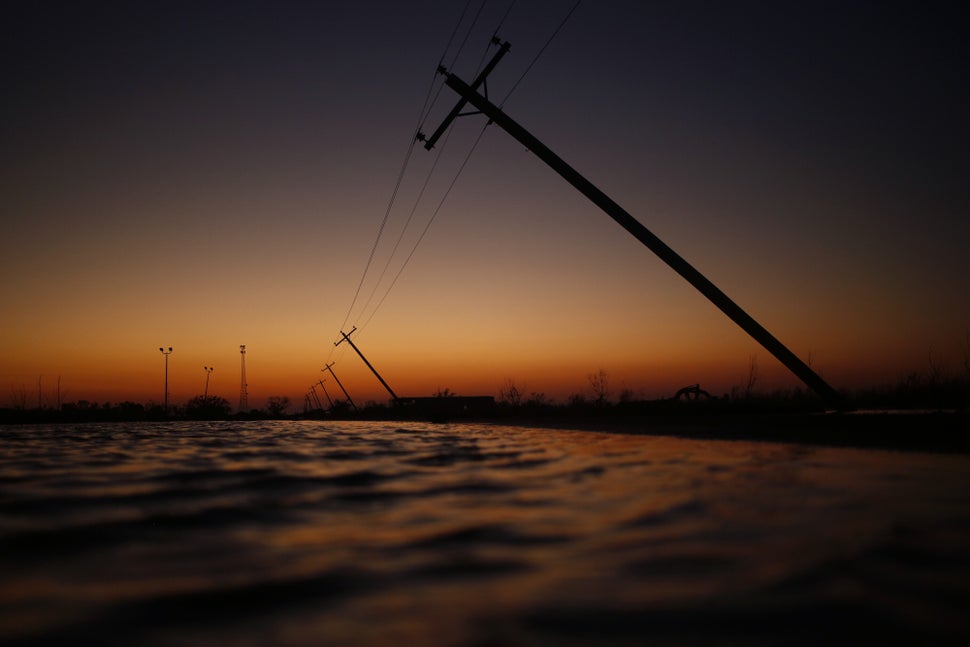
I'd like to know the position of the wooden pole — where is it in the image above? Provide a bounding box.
[421,48,845,409]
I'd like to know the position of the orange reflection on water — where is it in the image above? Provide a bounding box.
[3,421,969,645]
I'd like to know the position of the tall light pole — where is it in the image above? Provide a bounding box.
[159,347,173,413]
[203,365,214,402]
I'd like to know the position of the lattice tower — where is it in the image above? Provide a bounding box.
[239,345,248,411]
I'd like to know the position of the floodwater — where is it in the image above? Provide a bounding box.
[1,421,969,646]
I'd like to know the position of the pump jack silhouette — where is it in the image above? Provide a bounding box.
[418,37,846,410]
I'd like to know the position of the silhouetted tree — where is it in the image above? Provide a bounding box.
[10,385,28,410]
[185,395,231,419]
[588,369,610,406]
[498,378,523,406]
[328,399,352,416]
[526,391,548,407]
[567,393,588,408]
[744,355,759,398]
[926,349,947,387]
[116,401,146,417]
[964,332,970,379]
[265,396,290,417]
[731,355,760,400]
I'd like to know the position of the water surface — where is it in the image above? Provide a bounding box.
[2,421,969,645]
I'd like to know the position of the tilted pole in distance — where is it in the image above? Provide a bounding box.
[323,362,358,412]
[335,327,399,402]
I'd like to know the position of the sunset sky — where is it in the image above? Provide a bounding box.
[3,1,967,409]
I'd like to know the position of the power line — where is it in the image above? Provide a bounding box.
[446,0,489,75]
[345,2,494,339]
[472,5,512,79]
[329,2,482,364]
[420,0,491,134]
[354,126,455,329]
[423,0,516,134]
[360,122,491,332]
[493,0,517,39]
[438,0,476,68]
[500,0,582,107]
[337,77,443,338]
[329,1,576,364]
[417,0,479,132]
[338,137,416,333]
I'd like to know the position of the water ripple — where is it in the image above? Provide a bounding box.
[1,420,968,645]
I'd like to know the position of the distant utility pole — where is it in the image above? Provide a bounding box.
[418,38,844,410]
[322,362,357,411]
[309,384,323,410]
[317,379,335,409]
[335,327,399,402]
[159,347,173,413]
[239,345,248,412]
[203,365,214,401]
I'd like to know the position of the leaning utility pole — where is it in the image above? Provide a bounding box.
[309,384,324,411]
[322,362,357,411]
[418,38,844,410]
[335,327,399,402]
[317,379,335,409]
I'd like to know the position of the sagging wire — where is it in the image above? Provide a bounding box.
[359,121,491,333]
[326,1,484,367]
[500,0,581,107]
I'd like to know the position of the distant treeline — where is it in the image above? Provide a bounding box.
[0,395,289,424]
[4,365,968,425]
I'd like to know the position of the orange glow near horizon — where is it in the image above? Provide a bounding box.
[4,313,965,410]
[2,4,967,411]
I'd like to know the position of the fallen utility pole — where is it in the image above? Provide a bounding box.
[322,362,357,411]
[335,327,399,402]
[418,39,844,410]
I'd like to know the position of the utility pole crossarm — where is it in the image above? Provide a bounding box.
[417,38,510,150]
[424,49,845,410]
